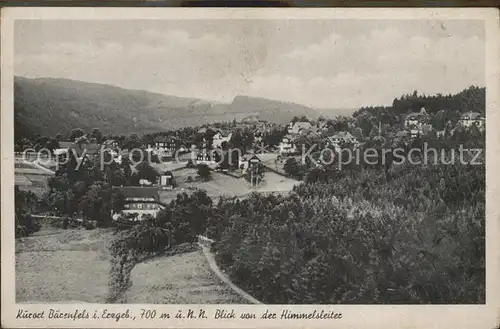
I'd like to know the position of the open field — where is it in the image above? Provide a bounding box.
[253,171,299,193]
[126,250,248,304]
[159,169,299,204]
[16,228,114,303]
[16,226,246,304]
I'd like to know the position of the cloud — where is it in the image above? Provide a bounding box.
[248,27,484,107]
[15,22,484,109]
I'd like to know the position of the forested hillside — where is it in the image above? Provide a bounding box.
[351,86,485,136]
[14,77,320,141]
[354,86,485,123]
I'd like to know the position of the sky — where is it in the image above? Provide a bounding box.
[14,19,485,109]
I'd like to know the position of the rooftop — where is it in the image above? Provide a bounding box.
[460,112,484,120]
[405,112,423,120]
[113,186,160,201]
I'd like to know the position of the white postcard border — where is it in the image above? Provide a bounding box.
[1,7,499,329]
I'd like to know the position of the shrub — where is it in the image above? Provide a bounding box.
[196,164,212,182]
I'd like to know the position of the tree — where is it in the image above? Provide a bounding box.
[283,157,304,179]
[15,186,40,237]
[129,172,140,186]
[244,162,265,186]
[105,165,127,187]
[111,189,125,213]
[196,164,212,181]
[229,149,241,170]
[34,136,50,151]
[120,156,132,180]
[45,138,60,154]
[263,128,286,148]
[230,128,254,154]
[205,128,216,149]
[90,128,103,143]
[122,134,142,150]
[136,162,159,183]
[69,128,85,141]
[291,116,309,124]
[230,129,244,152]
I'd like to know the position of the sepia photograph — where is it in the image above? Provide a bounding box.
[2,6,500,329]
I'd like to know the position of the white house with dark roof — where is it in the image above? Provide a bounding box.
[279,135,298,154]
[196,149,218,167]
[111,186,164,221]
[404,112,426,129]
[157,171,175,190]
[237,154,262,173]
[287,121,312,135]
[459,112,485,128]
[326,131,359,151]
[151,135,178,155]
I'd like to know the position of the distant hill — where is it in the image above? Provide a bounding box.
[14,77,320,139]
[227,95,320,123]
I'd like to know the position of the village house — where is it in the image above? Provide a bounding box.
[139,178,153,186]
[54,136,100,162]
[102,139,118,150]
[254,130,264,145]
[178,144,189,153]
[196,149,217,167]
[407,123,434,139]
[410,129,420,139]
[326,131,359,151]
[212,130,232,149]
[314,119,332,133]
[138,170,175,188]
[404,113,425,129]
[287,121,312,135]
[279,135,298,155]
[459,112,485,129]
[157,171,175,190]
[152,136,177,155]
[100,139,120,160]
[111,186,164,221]
[239,154,262,173]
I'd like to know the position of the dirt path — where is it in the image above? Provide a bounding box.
[16,228,248,304]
